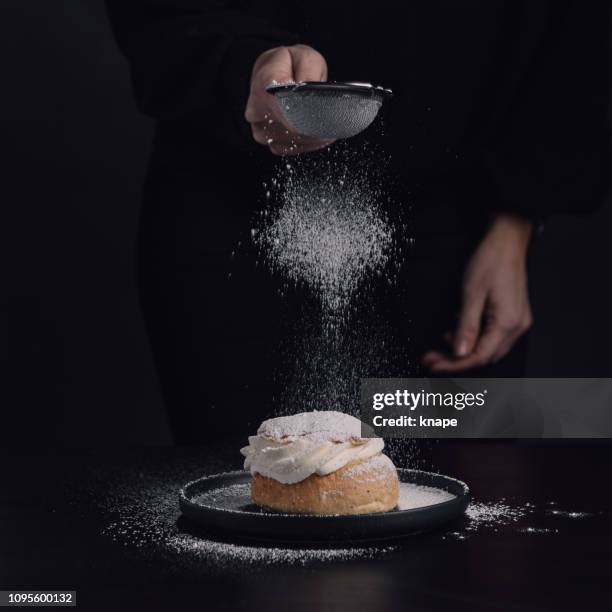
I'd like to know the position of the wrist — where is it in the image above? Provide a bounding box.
[487,212,533,252]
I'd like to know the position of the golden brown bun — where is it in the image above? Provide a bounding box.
[251,453,399,515]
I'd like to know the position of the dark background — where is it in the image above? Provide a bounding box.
[3,1,612,445]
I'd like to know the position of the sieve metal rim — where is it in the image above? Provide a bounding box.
[266,81,393,99]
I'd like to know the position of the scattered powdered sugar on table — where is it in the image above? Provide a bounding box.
[166,534,396,568]
[95,465,602,571]
[441,500,530,540]
[519,527,559,534]
[546,509,594,519]
[464,501,528,531]
[99,472,397,572]
[444,497,602,540]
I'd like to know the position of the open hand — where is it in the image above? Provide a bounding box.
[245,45,334,156]
[422,213,534,372]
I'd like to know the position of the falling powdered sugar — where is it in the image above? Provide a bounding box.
[254,145,406,419]
[253,146,397,325]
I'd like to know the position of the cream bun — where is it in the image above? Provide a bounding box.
[241,411,399,514]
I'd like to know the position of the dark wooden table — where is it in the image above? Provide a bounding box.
[1,441,610,611]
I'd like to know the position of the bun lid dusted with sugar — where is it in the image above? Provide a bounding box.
[257,410,375,444]
[241,410,383,485]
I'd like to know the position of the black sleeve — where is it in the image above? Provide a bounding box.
[483,3,612,219]
[105,1,299,147]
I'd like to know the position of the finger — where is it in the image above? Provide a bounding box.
[288,45,327,82]
[274,46,326,133]
[421,332,455,366]
[245,49,294,125]
[423,349,486,372]
[428,355,479,373]
[257,47,294,86]
[426,354,470,372]
[428,322,506,372]
[421,351,447,366]
[430,323,507,372]
[454,287,486,357]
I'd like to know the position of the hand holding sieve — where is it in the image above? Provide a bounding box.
[266,81,392,140]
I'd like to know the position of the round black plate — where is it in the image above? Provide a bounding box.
[179,469,470,542]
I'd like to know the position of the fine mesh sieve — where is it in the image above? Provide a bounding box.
[266,81,392,140]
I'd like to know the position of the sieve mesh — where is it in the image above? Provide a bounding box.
[267,82,391,140]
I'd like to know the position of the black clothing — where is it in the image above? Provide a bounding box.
[107,1,611,441]
[108,1,611,218]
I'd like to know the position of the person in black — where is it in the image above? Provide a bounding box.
[106,2,611,442]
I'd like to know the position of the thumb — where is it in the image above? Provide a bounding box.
[255,47,295,87]
[288,45,327,82]
[245,47,294,125]
[454,288,486,357]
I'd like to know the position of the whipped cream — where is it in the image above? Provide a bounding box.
[241,411,384,484]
